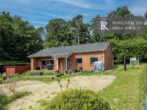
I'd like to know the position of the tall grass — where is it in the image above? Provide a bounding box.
[0,92,30,110]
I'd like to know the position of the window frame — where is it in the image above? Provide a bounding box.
[90,56,98,65]
[76,57,82,65]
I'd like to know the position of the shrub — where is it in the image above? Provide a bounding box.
[0,75,7,84]
[0,74,3,84]
[3,74,21,95]
[2,76,7,80]
[45,89,111,110]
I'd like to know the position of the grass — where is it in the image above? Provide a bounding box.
[0,92,31,110]
[21,77,55,83]
[23,70,55,76]
[98,64,147,110]
[17,70,56,84]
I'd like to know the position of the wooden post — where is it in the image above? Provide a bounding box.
[57,58,59,72]
[65,57,67,74]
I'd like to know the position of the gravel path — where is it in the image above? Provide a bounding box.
[0,75,116,110]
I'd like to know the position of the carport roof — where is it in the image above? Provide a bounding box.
[28,42,109,58]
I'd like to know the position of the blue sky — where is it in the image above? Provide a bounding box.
[0,0,147,28]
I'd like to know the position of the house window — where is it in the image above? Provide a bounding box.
[76,58,82,65]
[42,59,54,70]
[67,58,70,69]
[90,57,98,65]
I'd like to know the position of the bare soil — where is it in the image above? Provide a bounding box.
[0,75,116,110]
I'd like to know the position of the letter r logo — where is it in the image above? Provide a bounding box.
[100,21,109,30]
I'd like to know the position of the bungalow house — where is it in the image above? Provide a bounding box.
[28,42,113,73]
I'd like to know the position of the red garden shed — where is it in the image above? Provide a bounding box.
[0,64,30,76]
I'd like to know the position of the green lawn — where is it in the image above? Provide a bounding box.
[98,64,147,110]
[21,77,56,83]
[23,70,55,76]
[0,92,30,110]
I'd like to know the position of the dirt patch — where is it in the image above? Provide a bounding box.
[0,75,116,110]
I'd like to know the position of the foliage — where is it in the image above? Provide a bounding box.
[0,74,3,84]
[3,74,21,94]
[110,39,147,64]
[57,78,63,92]
[0,61,30,64]
[66,78,70,90]
[143,25,147,40]
[45,89,111,110]
[45,18,69,47]
[45,15,90,48]
[0,92,30,110]
[108,6,133,17]
[0,11,43,62]
[0,74,7,84]
[56,77,71,92]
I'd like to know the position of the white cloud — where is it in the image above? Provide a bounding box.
[51,0,117,10]
[12,0,119,10]
[49,0,92,9]
[13,0,92,8]
[40,11,73,19]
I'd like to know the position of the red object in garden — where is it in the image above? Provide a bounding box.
[4,65,30,76]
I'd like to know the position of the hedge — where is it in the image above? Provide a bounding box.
[110,39,147,64]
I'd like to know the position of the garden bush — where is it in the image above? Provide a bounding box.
[45,89,111,110]
[0,74,3,84]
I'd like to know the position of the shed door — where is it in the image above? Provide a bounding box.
[6,67,15,75]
